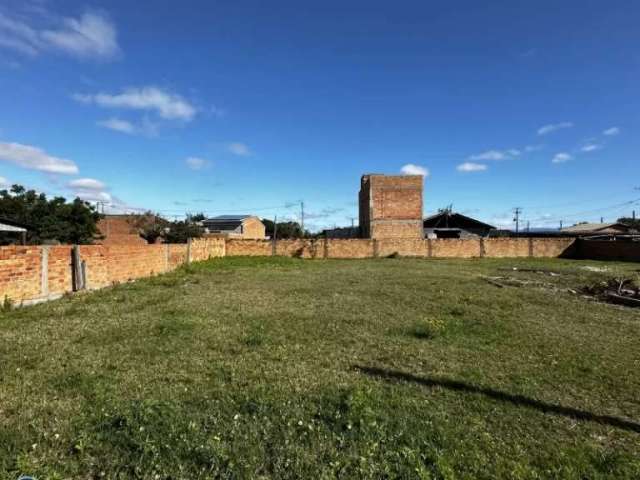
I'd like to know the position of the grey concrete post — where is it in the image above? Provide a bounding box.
[40,246,49,298]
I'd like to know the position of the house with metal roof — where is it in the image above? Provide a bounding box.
[0,217,28,245]
[202,215,266,239]
[423,211,496,239]
[560,222,633,236]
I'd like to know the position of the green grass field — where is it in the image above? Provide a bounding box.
[1,257,639,479]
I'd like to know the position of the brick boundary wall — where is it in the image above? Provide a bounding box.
[0,237,590,306]
[572,239,640,262]
[225,237,576,260]
[0,238,226,306]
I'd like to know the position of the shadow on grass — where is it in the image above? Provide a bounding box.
[354,365,640,434]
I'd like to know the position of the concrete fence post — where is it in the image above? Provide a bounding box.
[323,238,329,259]
[427,239,433,258]
[164,244,170,272]
[40,246,49,298]
[187,238,192,264]
[71,245,85,291]
[479,238,485,258]
[528,238,534,258]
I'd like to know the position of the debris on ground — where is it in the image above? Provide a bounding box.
[581,266,609,273]
[583,278,640,308]
[499,267,561,276]
[481,275,558,291]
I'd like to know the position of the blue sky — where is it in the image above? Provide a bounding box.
[0,0,639,231]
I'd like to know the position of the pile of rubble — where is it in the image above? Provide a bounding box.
[583,278,640,308]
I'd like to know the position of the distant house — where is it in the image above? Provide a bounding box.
[0,217,27,245]
[203,215,266,239]
[560,222,634,236]
[423,211,495,239]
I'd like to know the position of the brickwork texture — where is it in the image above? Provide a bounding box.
[6,236,631,307]
[359,174,424,239]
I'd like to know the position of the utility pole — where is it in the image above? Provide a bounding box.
[513,207,522,235]
[560,220,563,231]
[273,215,278,241]
[526,221,530,233]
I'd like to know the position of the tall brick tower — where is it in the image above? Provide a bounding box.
[358,174,424,239]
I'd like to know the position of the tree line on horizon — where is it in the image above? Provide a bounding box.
[0,184,310,246]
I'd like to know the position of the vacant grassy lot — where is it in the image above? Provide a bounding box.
[1,257,639,479]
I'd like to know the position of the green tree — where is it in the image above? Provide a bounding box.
[0,185,101,245]
[163,219,203,244]
[262,219,306,238]
[126,211,168,244]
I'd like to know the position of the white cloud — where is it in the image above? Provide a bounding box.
[580,144,601,153]
[73,189,112,203]
[67,178,105,190]
[457,162,487,172]
[74,86,197,121]
[185,157,210,170]
[97,117,136,134]
[227,142,251,156]
[524,145,544,152]
[40,12,119,59]
[0,13,40,56]
[507,149,521,156]
[603,127,620,136]
[0,176,8,187]
[537,122,573,135]
[0,141,78,174]
[400,163,429,176]
[97,117,159,137]
[552,152,572,164]
[468,150,508,161]
[67,177,112,203]
[0,10,119,60]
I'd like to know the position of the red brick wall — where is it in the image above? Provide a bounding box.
[48,246,74,295]
[376,239,429,257]
[190,237,226,261]
[359,174,424,239]
[0,237,580,306]
[573,239,640,262]
[226,239,272,256]
[1,239,222,305]
[430,239,480,258]
[327,239,375,258]
[97,216,147,246]
[0,246,41,303]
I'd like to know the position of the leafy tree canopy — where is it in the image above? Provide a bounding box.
[163,219,203,244]
[262,219,308,238]
[0,185,101,245]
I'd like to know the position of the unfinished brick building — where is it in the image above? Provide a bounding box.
[359,174,424,239]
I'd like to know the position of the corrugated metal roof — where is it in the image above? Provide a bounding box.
[0,222,27,232]
[561,222,629,233]
[207,215,251,221]
[423,211,495,230]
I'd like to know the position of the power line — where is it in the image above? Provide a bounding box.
[528,197,640,224]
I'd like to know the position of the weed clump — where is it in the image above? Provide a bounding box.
[408,317,446,339]
[2,295,13,312]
